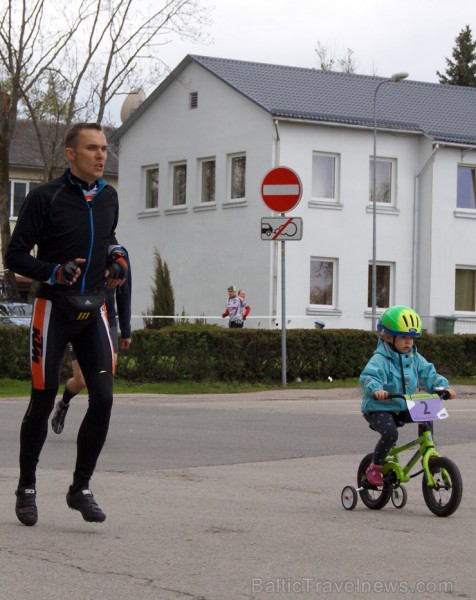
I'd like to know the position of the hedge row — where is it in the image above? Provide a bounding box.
[2,323,475,383]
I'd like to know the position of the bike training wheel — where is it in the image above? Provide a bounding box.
[341,486,358,510]
[391,484,407,509]
[422,457,463,517]
[357,453,391,510]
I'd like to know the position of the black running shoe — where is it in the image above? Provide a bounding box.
[15,487,38,526]
[51,400,69,434]
[66,487,106,522]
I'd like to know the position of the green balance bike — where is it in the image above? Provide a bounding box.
[341,389,462,517]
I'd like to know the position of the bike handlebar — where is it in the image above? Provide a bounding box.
[386,388,450,401]
[433,387,451,400]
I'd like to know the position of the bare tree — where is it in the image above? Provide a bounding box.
[0,0,211,283]
[315,41,356,73]
[0,0,82,289]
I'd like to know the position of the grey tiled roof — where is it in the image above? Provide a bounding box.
[190,55,476,146]
[112,54,476,147]
[10,121,118,176]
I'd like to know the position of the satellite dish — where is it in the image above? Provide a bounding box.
[120,88,146,123]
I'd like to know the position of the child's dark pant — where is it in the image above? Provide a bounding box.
[363,411,433,465]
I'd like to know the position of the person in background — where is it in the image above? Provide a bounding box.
[5,122,128,526]
[51,266,132,434]
[222,285,244,328]
[237,289,251,327]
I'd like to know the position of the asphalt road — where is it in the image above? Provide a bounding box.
[1,388,474,471]
[1,386,475,600]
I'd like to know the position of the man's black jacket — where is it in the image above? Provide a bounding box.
[6,169,120,297]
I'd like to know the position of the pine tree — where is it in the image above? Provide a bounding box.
[437,25,476,86]
[144,250,175,329]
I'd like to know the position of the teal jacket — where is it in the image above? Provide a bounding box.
[360,339,449,414]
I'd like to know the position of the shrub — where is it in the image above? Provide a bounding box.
[3,323,476,383]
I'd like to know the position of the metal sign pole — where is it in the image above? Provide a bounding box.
[281,224,286,387]
[260,167,303,389]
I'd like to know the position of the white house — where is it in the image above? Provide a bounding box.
[111,55,476,332]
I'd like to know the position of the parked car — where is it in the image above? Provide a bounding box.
[0,302,33,327]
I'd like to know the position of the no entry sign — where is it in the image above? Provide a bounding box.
[261,166,302,212]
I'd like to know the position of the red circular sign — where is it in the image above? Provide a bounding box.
[261,166,302,212]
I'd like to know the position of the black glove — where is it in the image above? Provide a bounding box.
[55,261,80,285]
[108,252,128,280]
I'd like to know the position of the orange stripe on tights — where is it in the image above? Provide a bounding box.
[30,298,47,390]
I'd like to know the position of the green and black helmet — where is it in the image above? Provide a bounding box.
[377,305,422,337]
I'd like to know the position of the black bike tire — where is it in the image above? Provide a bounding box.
[421,456,463,517]
[357,453,392,510]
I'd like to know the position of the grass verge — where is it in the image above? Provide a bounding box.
[0,377,360,397]
[2,376,474,398]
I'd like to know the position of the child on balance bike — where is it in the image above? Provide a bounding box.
[360,305,456,487]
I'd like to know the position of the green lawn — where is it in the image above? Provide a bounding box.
[0,377,360,397]
[2,376,472,398]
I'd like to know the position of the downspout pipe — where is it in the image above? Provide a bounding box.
[271,119,281,325]
[412,144,440,309]
[274,119,281,166]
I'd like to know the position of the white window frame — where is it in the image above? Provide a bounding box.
[456,165,476,210]
[8,179,40,219]
[312,152,339,202]
[309,257,338,309]
[455,266,476,313]
[228,153,246,200]
[144,166,159,210]
[369,158,397,205]
[367,262,395,310]
[199,157,216,203]
[171,162,187,206]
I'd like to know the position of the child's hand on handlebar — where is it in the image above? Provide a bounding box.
[373,390,389,401]
[435,388,456,400]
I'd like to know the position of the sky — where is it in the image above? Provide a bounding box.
[112,0,475,123]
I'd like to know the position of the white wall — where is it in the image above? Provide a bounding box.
[271,120,421,329]
[428,147,476,318]
[116,62,277,329]
[115,61,476,331]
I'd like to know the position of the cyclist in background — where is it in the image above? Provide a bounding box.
[237,289,251,327]
[222,285,244,328]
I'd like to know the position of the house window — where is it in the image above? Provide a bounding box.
[145,167,159,209]
[457,166,476,209]
[367,263,392,309]
[200,158,215,203]
[230,154,246,199]
[189,91,198,109]
[8,180,40,218]
[369,159,394,204]
[310,258,337,307]
[172,163,187,206]
[455,268,476,311]
[312,153,338,200]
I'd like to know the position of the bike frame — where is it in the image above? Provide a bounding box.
[382,431,440,487]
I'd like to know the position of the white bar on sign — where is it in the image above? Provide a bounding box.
[263,184,299,195]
